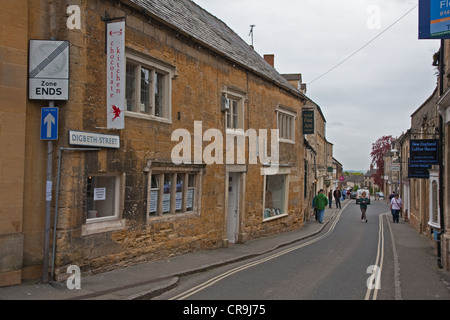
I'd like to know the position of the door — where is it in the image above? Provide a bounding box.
[227,173,240,244]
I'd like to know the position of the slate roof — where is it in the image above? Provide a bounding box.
[130,0,305,99]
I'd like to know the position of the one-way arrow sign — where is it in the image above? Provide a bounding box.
[40,107,58,140]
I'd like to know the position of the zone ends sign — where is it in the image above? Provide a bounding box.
[29,40,69,100]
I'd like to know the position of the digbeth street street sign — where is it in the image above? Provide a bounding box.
[29,40,69,100]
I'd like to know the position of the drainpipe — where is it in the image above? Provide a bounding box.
[438,39,445,269]
[51,147,101,279]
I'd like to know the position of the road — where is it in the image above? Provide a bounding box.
[156,199,450,301]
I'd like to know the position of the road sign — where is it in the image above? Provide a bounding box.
[29,40,69,100]
[419,0,450,39]
[41,107,58,140]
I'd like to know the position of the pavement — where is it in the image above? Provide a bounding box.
[1,198,449,300]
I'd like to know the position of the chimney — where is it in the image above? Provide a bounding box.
[264,54,274,67]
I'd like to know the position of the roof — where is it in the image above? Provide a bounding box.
[129,0,306,100]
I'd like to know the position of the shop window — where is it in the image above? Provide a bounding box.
[149,170,200,218]
[263,174,288,219]
[86,175,120,222]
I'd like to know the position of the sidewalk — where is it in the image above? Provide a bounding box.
[0,199,448,300]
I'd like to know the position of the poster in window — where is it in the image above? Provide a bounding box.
[176,191,183,210]
[94,187,106,201]
[187,188,194,209]
[162,193,171,213]
[149,190,158,213]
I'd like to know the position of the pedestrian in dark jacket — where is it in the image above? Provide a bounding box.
[328,190,333,208]
[334,188,341,209]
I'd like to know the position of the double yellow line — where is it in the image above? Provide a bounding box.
[170,208,345,300]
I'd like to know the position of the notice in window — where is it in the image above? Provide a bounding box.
[94,187,106,201]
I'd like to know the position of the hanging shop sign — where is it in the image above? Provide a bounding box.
[419,0,450,39]
[410,139,439,165]
[106,20,125,129]
[408,139,439,179]
[302,110,314,135]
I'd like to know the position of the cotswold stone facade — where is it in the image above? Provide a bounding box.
[1,0,323,285]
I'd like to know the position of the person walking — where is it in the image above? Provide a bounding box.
[314,189,328,224]
[334,188,341,209]
[359,191,369,223]
[390,193,403,223]
[313,192,318,221]
[328,189,333,208]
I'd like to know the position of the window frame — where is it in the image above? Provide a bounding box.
[147,165,203,221]
[223,87,247,131]
[125,51,175,123]
[277,106,296,144]
[261,167,290,222]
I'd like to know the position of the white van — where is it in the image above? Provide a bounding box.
[356,189,370,204]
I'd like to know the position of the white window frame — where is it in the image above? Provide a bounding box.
[125,51,175,123]
[277,107,296,144]
[428,169,440,229]
[223,87,246,131]
[85,174,122,223]
[262,166,290,222]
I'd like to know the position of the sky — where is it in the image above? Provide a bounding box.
[192,0,440,171]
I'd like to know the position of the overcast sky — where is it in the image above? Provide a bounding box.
[192,0,440,171]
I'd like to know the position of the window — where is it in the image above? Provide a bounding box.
[223,88,246,130]
[86,175,120,222]
[277,108,296,143]
[429,170,440,228]
[149,170,200,218]
[226,98,240,129]
[125,52,174,121]
[431,181,438,224]
[263,173,289,220]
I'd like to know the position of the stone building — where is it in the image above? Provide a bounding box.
[0,0,327,285]
[408,87,440,233]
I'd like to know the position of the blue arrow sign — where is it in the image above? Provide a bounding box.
[40,107,58,140]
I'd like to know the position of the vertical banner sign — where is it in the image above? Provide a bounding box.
[302,110,314,135]
[107,21,125,129]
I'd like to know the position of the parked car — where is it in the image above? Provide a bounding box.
[350,191,357,199]
[356,189,370,204]
[376,192,385,200]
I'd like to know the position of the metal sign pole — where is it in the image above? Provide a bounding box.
[42,100,54,283]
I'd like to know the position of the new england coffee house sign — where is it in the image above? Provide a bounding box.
[409,139,439,178]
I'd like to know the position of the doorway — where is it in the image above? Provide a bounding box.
[227,172,240,244]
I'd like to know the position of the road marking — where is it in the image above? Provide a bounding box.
[384,212,403,300]
[170,205,347,300]
[365,213,385,300]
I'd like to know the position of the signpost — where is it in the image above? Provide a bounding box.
[29,39,69,283]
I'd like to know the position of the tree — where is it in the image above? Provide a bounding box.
[370,135,394,189]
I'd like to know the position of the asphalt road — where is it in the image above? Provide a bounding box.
[156,199,450,301]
